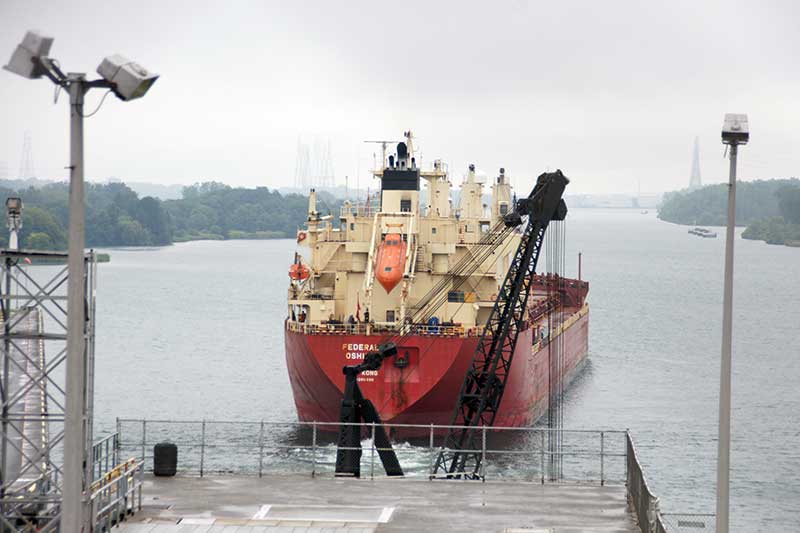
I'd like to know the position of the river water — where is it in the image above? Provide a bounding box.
[88,208,798,531]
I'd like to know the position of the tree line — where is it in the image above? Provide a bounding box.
[0,180,335,250]
[658,178,800,246]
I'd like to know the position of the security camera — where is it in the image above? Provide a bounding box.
[6,197,23,231]
[721,114,749,145]
[97,54,158,101]
[6,197,22,215]
[3,31,54,79]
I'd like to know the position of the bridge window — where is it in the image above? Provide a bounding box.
[400,199,412,212]
[447,291,465,303]
[500,203,509,216]
[386,310,396,322]
[432,227,437,235]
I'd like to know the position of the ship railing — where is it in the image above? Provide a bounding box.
[285,320,477,337]
[340,203,382,218]
[286,321,370,335]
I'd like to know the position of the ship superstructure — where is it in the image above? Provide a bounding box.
[285,132,589,429]
[291,131,516,332]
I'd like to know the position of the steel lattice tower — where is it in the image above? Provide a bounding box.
[0,251,97,531]
[18,132,35,180]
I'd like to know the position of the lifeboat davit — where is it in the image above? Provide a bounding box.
[289,262,310,281]
[375,233,406,293]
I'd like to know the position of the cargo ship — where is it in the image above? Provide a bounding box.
[285,132,589,431]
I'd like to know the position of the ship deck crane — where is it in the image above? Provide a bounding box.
[431,170,568,479]
[334,170,569,480]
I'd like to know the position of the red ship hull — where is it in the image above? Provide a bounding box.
[285,307,589,433]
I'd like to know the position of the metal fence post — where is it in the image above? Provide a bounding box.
[370,423,376,480]
[258,420,265,478]
[311,422,317,478]
[600,431,605,486]
[138,462,143,510]
[141,420,146,469]
[428,424,434,478]
[116,417,121,465]
[113,432,119,470]
[540,430,545,484]
[200,420,206,477]
[481,426,487,480]
[625,429,630,488]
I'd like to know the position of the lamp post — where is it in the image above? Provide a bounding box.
[716,113,749,533]
[4,31,157,531]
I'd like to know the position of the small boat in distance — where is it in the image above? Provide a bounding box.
[688,227,717,238]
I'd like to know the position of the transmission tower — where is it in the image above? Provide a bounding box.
[689,136,702,190]
[18,131,35,180]
[320,139,335,188]
[294,137,310,190]
[295,136,336,190]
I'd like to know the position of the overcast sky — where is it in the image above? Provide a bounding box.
[1,0,798,194]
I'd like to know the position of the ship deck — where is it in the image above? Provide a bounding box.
[116,474,638,532]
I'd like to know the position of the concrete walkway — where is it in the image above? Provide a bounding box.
[116,474,638,532]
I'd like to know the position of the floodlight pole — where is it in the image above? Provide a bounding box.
[715,141,738,533]
[63,73,91,532]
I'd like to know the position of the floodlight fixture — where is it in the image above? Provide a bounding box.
[721,114,749,145]
[97,54,159,101]
[2,31,53,79]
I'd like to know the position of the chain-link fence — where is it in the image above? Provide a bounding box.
[660,514,715,532]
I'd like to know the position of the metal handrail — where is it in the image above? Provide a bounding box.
[116,418,627,485]
[91,432,120,481]
[89,458,143,531]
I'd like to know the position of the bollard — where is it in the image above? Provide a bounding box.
[153,442,177,476]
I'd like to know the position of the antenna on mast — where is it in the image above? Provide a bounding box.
[364,139,401,174]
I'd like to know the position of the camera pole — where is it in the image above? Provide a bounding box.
[716,113,747,533]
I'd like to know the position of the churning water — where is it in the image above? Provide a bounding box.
[89,208,799,531]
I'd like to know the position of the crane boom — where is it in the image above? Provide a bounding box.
[431,170,569,479]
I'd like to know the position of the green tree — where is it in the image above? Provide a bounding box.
[777,186,800,224]
[117,215,151,245]
[25,232,53,250]
[659,179,800,226]
[20,206,67,250]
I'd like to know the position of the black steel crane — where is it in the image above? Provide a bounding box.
[431,170,569,479]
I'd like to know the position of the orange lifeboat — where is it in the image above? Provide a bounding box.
[289,262,310,281]
[375,233,406,293]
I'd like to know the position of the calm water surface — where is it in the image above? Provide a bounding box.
[91,208,799,531]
